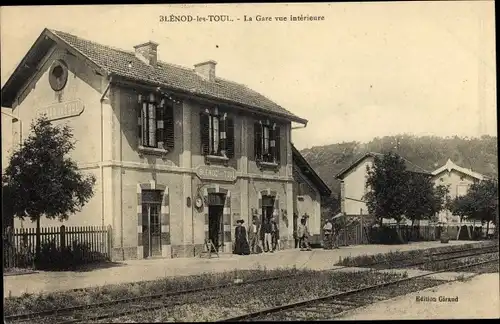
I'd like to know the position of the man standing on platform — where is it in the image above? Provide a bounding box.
[298,216,312,251]
[332,217,340,249]
[262,218,273,253]
[323,219,333,249]
[248,217,260,254]
[271,217,279,252]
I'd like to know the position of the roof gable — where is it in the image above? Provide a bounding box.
[292,144,331,197]
[2,29,307,124]
[431,159,484,181]
[335,152,430,179]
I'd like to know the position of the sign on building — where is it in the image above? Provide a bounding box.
[37,99,84,121]
[195,165,237,182]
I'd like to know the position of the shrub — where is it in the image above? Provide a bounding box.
[33,239,106,270]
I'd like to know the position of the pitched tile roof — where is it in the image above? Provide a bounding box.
[33,29,304,123]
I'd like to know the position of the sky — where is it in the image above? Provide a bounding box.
[1,2,497,150]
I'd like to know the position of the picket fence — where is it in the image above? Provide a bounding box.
[3,225,112,269]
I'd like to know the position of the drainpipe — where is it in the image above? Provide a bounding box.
[100,76,113,228]
[1,110,23,147]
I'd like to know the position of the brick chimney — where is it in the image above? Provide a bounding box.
[134,41,159,66]
[194,60,217,81]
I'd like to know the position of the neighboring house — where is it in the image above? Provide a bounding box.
[1,109,15,229]
[431,159,485,224]
[335,152,430,217]
[1,28,310,261]
[291,144,332,246]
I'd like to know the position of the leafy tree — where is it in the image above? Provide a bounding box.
[365,152,450,242]
[364,152,409,226]
[2,116,96,260]
[404,173,449,226]
[447,179,499,237]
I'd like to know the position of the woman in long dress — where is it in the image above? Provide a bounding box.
[234,219,251,255]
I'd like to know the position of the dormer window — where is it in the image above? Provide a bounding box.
[137,93,175,153]
[254,119,281,165]
[200,107,234,162]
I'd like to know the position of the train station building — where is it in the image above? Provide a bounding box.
[1,28,331,260]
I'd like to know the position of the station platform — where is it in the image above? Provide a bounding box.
[4,240,473,297]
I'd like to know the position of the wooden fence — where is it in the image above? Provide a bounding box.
[323,223,489,247]
[336,223,371,246]
[3,225,112,269]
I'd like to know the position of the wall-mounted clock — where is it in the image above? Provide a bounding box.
[49,60,68,92]
[195,197,203,209]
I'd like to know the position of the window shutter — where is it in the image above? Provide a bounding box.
[254,121,262,160]
[164,100,175,149]
[269,125,275,159]
[137,99,142,146]
[219,114,227,154]
[142,102,148,146]
[156,100,165,148]
[226,117,235,158]
[200,112,210,155]
[274,125,281,164]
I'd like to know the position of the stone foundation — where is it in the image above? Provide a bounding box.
[171,244,196,258]
[112,240,301,261]
[111,247,138,261]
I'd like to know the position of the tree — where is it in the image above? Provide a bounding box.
[365,152,409,226]
[404,173,449,226]
[365,152,450,242]
[447,179,498,237]
[2,116,96,261]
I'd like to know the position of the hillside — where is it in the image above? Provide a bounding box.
[301,134,498,199]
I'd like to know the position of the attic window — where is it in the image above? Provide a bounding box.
[52,66,64,78]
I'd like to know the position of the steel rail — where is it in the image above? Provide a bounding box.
[60,250,499,324]
[4,243,497,323]
[217,258,499,322]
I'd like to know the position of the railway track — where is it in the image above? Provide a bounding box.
[4,243,498,324]
[217,258,499,322]
[365,245,499,269]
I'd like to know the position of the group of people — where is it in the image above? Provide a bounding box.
[233,214,341,255]
[233,216,280,255]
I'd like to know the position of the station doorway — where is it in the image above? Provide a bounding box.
[208,193,225,252]
[260,195,275,241]
[141,190,163,258]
